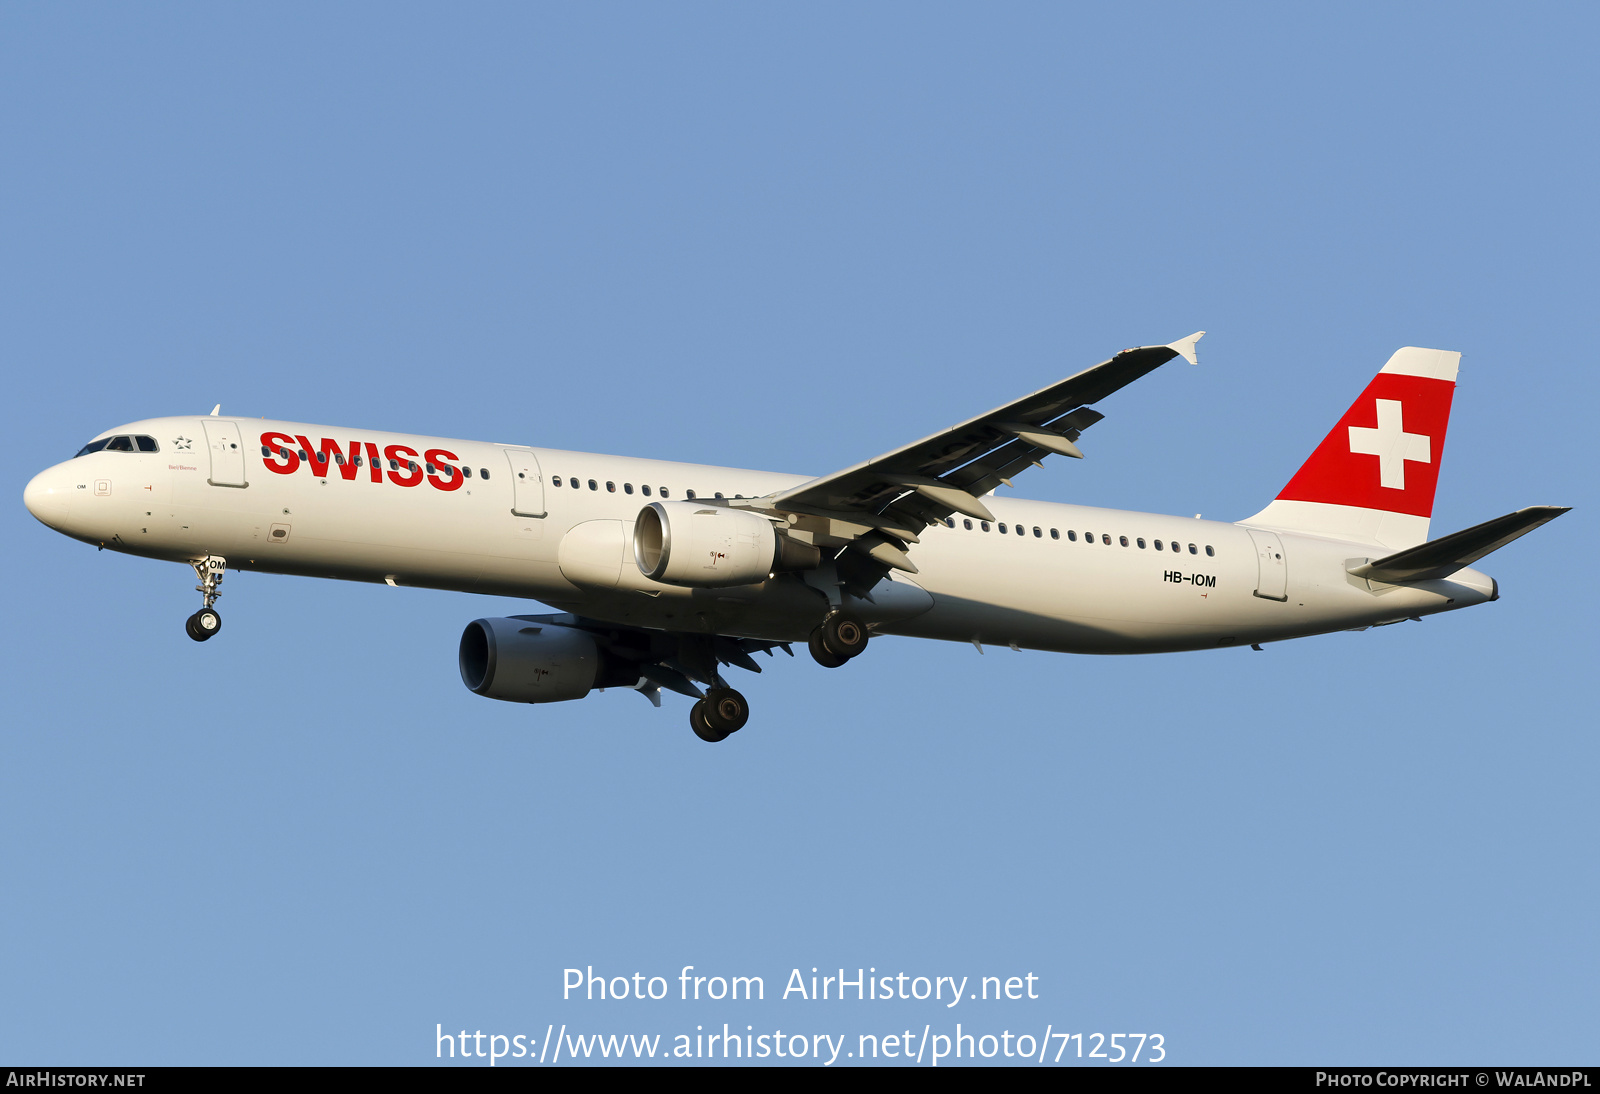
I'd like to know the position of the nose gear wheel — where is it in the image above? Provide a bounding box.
[185,608,222,642]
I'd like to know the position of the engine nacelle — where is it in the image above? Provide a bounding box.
[459,618,629,704]
[635,501,816,588]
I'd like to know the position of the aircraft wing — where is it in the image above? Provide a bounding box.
[743,333,1202,591]
[514,613,793,706]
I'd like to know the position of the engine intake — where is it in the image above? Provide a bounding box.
[634,501,817,588]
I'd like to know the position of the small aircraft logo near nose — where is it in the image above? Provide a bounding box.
[172,436,193,450]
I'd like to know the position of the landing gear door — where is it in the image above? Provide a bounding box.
[504,448,546,518]
[1247,527,1288,601]
[202,420,247,487]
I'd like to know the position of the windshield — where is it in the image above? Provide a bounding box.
[74,434,160,457]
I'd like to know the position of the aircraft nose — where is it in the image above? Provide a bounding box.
[23,465,72,528]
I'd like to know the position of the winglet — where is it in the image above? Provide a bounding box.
[1166,331,1204,366]
[209,404,221,416]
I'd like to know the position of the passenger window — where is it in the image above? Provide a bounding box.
[660,487,670,498]
[261,446,271,456]
[607,481,616,493]
[715,492,724,499]
[425,463,435,474]
[136,436,159,452]
[588,479,597,491]
[356,456,364,467]
[686,490,697,499]
[106,436,133,451]
[1050,528,1059,540]
[1188,543,1198,554]
[480,469,490,480]
[1120,535,1129,547]
[281,448,292,459]
[980,521,990,532]
[1084,531,1093,543]
[1102,534,1111,545]
[552,475,563,487]
[1206,545,1215,557]
[1155,540,1163,550]
[570,477,579,488]
[641,484,651,497]
[998,523,1007,534]
[1068,530,1077,542]
[1137,538,1146,549]
[624,483,633,494]
[409,461,419,472]
[944,518,955,528]
[335,453,345,465]
[963,519,973,530]
[389,459,399,470]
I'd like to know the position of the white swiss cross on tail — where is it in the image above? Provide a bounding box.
[1347,398,1431,490]
[1242,346,1461,551]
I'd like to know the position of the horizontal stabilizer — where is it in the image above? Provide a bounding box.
[1347,506,1569,583]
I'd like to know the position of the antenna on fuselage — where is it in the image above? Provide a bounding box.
[209,405,221,416]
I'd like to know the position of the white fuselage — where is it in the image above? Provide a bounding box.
[23,415,1498,653]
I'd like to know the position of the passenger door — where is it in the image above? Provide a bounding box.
[202,420,247,488]
[1247,528,1288,601]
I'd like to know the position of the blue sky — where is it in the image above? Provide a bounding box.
[2,3,1594,1066]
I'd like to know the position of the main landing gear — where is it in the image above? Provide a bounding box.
[689,687,750,743]
[809,610,869,668]
[185,555,226,643]
[682,611,863,741]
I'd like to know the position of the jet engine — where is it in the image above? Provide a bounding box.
[458,618,636,704]
[633,501,818,588]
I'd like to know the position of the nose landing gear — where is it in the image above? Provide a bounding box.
[185,555,226,643]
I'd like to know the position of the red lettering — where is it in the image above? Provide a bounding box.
[384,444,423,487]
[294,436,330,477]
[425,449,464,492]
[338,440,363,481]
[364,442,383,483]
[295,436,362,481]
[261,432,299,475]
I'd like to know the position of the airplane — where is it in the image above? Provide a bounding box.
[22,333,1567,742]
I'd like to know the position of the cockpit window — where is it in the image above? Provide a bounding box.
[74,434,161,457]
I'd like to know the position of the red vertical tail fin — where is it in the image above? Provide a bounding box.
[1241,347,1460,550]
